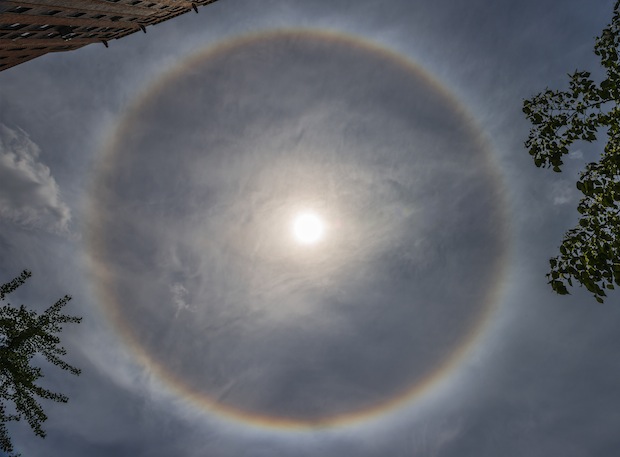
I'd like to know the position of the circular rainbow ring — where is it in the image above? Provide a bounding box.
[87,29,511,431]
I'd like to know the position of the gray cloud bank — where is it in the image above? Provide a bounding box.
[0,124,71,233]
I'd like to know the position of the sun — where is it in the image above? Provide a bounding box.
[293,212,325,245]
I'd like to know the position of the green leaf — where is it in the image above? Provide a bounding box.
[0,272,81,456]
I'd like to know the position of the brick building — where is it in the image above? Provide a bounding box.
[0,0,220,72]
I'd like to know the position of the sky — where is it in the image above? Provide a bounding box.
[1,0,620,456]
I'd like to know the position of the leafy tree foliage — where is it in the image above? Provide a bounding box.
[0,271,81,457]
[523,0,620,302]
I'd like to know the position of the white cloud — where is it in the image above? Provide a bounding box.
[569,149,584,160]
[551,180,577,206]
[170,282,195,317]
[0,124,71,233]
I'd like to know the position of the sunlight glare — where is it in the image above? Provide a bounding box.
[293,212,325,245]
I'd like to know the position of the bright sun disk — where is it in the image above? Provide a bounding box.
[293,212,325,245]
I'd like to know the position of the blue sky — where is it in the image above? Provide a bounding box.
[1,1,620,456]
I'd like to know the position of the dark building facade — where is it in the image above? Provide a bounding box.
[0,0,220,72]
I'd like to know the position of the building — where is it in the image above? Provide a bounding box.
[0,0,220,72]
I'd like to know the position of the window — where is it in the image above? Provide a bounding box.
[42,10,61,16]
[7,6,32,13]
[56,25,76,38]
[68,12,86,18]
